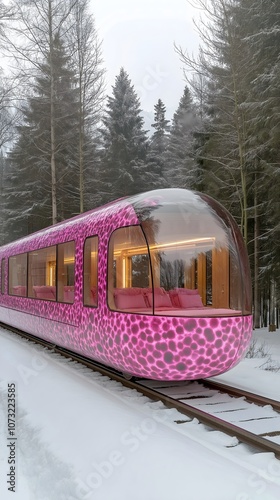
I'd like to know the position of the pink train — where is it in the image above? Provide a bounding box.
[0,188,252,380]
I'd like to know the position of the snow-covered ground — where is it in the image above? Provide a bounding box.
[1,326,280,500]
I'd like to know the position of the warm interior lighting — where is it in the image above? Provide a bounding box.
[64,257,75,264]
[150,236,216,251]
[113,236,216,257]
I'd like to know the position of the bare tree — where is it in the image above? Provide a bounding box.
[0,0,15,38]
[4,0,78,224]
[0,1,19,150]
[68,0,105,213]
[177,0,280,328]
[175,0,252,243]
[0,73,18,150]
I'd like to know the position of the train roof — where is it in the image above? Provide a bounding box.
[0,188,233,254]
[0,193,132,252]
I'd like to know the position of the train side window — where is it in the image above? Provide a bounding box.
[83,236,98,307]
[1,258,5,294]
[8,253,27,297]
[57,241,75,303]
[28,246,56,300]
[107,226,152,313]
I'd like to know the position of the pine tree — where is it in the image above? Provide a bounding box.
[176,0,280,327]
[236,0,280,325]
[146,99,169,188]
[6,35,79,238]
[98,68,151,203]
[150,99,169,156]
[175,1,253,240]
[165,86,199,189]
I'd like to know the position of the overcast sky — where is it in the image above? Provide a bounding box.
[90,0,201,126]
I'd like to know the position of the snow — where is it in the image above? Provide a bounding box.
[1,327,280,499]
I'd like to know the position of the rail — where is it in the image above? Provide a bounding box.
[1,322,280,459]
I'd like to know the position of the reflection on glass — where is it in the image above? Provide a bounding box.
[28,246,57,300]
[107,189,251,317]
[8,253,27,297]
[84,236,98,307]
[107,226,152,313]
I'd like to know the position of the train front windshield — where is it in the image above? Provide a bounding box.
[108,189,252,317]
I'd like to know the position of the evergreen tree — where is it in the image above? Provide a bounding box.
[98,68,151,203]
[237,0,280,325]
[6,35,79,239]
[69,0,105,213]
[146,98,169,188]
[165,86,199,189]
[150,99,170,157]
[0,151,6,245]
[176,0,280,327]
[176,1,253,240]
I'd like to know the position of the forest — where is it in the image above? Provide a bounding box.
[0,0,279,329]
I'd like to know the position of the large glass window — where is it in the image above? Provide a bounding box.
[8,242,75,302]
[108,226,152,313]
[83,236,98,307]
[140,210,236,314]
[8,253,27,297]
[106,189,251,317]
[1,258,5,294]
[57,241,75,303]
[135,190,248,316]
[28,246,56,300]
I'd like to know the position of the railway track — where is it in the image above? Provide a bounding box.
[2,322,280,459]
[137,378,280,457]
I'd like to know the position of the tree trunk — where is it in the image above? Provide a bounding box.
[49,0,57,225]
[254,174,260,328]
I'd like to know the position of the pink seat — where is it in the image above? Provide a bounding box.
[33,285,56,300]
[145,289,173,308]
[91,286,97,304]
[114,288,148,310]
[64,286,74,303]
[12,285,26,296]
[169,288,203,308]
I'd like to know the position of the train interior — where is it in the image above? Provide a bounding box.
[7,241,76,304]
[3,191,251,318]
[107,197,251,317]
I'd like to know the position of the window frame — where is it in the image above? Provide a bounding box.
[27,245,57,300]
[83,235,98,308]
[1,258,5,294]
[57,241,75,304]
[8,252,28,297]
[7,240,76,304]
[107,225,153,314]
